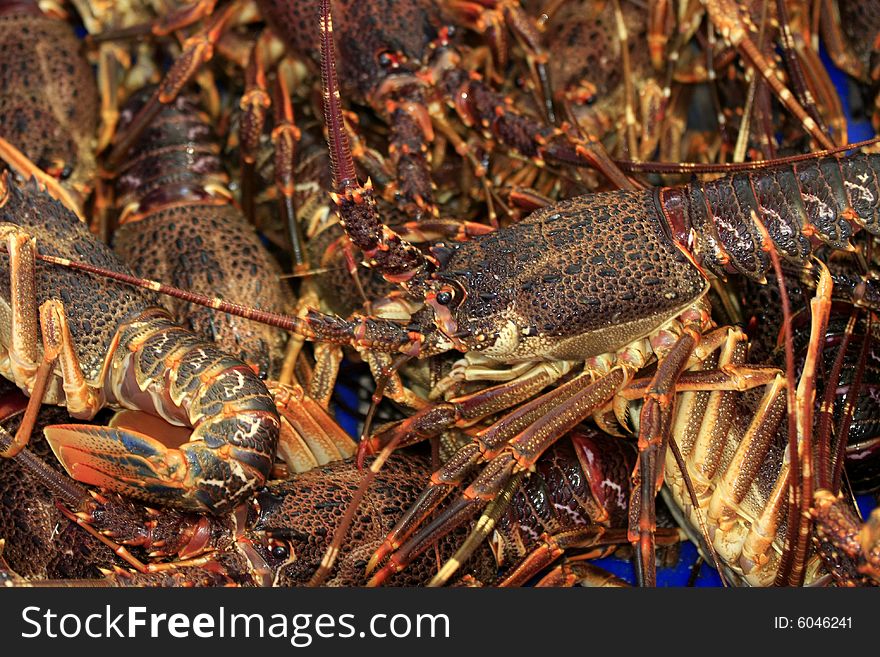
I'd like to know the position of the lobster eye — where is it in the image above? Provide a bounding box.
[378,50,399,69]
[433,280,467,308]
[271,543,290,560]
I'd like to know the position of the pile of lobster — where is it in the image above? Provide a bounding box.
[0,0,878,588]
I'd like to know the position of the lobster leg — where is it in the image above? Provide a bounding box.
[367,366,630,585]
[272,58,306,269]
[91,0,221,40]
[238,31,307,268]
[533,558,632,588]
[494,525,680,588]
[307,342,343,409]
[359,360,575,460]
[629,326,701,587]
[317,2,432,286]
[492,527,624,587]
[239,28,274,227]
[702,0,836,150]
[0,227,103,426]
[0,308,66,460]
[270,381,356,474]
[706,374,787,581]
[361,351,429,411]
[629,323,789,586]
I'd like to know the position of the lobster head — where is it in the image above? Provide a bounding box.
[259,0,444,105]
[415,192,710,363]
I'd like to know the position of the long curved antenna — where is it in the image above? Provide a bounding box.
[318,0,430,286]
[753,211,802,586]
[23,250,427,356]
[615,136,880,175]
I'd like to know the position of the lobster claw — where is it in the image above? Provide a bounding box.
[44,413,275,515]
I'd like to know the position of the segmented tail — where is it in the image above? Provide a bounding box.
[658,153,880,281]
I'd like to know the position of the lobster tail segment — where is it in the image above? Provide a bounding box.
[658,153,880,282]
[45,310,280,515]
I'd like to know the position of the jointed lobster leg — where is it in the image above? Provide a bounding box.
[817,0,867,81]
[371,318,797,586]
[494,525,680,588]
[307,342,342,408]
[367,365,631,586]
[368,367,630,584]
[270,381,356,474]
[238,32,307,263]
[629,323,701,587]
[493,527,625,588]
[271,58,306,267]
[360,360,575,460]
[532,558,632,588]
[702,0,836,150]
[239,27,274,227]
[360,351,430,410]
[0,230,100,420]
[0,228,103,457]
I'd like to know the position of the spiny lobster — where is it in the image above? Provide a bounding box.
[112,86,292,379]
[109,84,357,473]
[0,391,641,587]
[104,0,638,233]
[0,173,285,514]
[40,1,880,587]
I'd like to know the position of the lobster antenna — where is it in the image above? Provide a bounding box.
[615,135,880,175]
[319,0,358,192]
[308,352,412,587]
[317,0,431,284]
[814,307,860,490]
[28,252,313,333]
[307,423,410,587]
[752,211,802,586]
[20,250,426,359]
[832,312,872,494]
